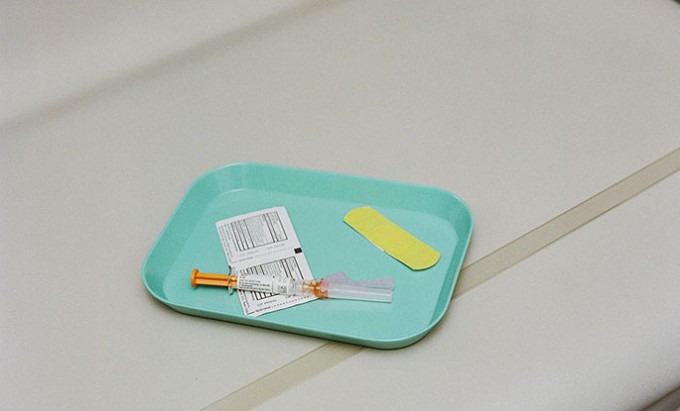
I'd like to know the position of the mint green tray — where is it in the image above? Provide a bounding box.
[142,163,473,349]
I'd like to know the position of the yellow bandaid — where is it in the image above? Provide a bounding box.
[344,207,440,270]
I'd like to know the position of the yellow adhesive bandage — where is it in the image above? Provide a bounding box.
[344,206,440,270]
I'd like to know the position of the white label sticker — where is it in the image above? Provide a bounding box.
[236,274,292,294]
[236,275,277,293]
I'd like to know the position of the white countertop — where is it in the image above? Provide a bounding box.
[2,1,679,409]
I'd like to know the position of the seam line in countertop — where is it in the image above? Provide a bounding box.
[204,147,680,411]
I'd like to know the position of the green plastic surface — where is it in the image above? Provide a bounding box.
[142,163,473,349]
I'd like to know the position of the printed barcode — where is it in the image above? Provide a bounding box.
[228,211,288,251]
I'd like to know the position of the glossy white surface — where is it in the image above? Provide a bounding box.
[258,172,680,411]
[1,0,313,124]
[1,0,679,409]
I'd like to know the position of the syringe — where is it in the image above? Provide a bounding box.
[191,269,393,302]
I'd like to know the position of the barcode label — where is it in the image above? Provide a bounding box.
[215,207,316,316]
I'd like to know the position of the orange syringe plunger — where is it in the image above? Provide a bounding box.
[191,268,237,288]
